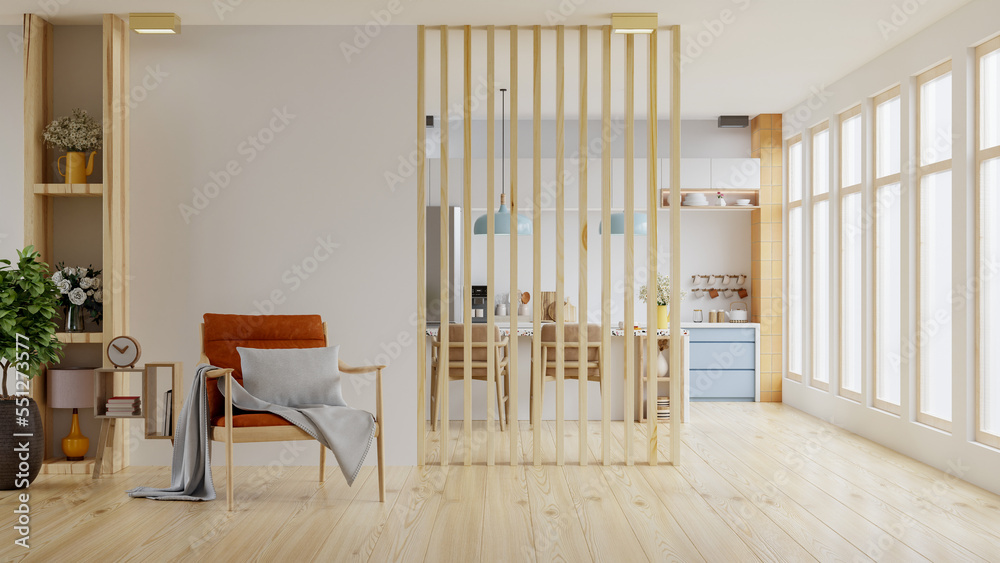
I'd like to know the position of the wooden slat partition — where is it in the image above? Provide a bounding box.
[486,25,496,466]
[508,25,520,466]
[416,26,427,465]
[600,25,613,466]
[578,25,589,466]
[531,24,543,466]
[669,25,682,465]
[438,26,450,465]
[623,33,635,466]
[555,25,566,466]
[462,25,473,467]
[646,30,659,465]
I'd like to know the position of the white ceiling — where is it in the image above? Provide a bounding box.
[0,0,973,118]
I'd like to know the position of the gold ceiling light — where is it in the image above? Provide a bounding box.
[611,13,657,34]
[129,13,181,34]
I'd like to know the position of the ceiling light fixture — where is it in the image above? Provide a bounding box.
[611,13,658,34]
[129,13,181,34]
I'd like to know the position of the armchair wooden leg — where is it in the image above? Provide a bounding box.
[225,433,233,512]
[376,368,386,503]
[319,444,326,483]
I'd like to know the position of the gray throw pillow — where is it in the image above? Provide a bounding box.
[236,345,346,408]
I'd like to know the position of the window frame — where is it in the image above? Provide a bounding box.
[810,121,831,391]
[977,36,1000,448]
[838,105,864,402]
[786,133,804,383]
[915,60,954,432]
[872,85,902,416]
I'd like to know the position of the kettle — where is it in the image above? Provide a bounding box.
[726,302,748,323]
[57,151,97,184]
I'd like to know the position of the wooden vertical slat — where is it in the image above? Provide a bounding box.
[555,25,566,467]
[669,25,682,465]
[462,25,473,467]
[600,25,613,466]
[486,25,496,466]
[623,33,635,466]
[532,24,543,466]
[578,25,589,466]
[508,25,520,465]
[23,13,53,461]
[646,30,659,466]
[416,25,427,465]
[439,26,450,465]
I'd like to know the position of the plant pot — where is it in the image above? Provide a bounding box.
[65,304,85,332]
[657,305,670,328]
[57,151,96,184]
[0,397,44,489]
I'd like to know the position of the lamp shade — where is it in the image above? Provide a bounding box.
[474,194,532,235]
[599,212,648,235]
[47,368,96,409]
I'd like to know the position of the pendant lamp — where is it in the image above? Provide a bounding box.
[598,159,648,235]
[474,89,532,235]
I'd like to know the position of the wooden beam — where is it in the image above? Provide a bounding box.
[669,25,682,465]
[555,24,566,467]
[624,33,635,466]
[646,29,659,465]
[601,25,612,466]
[578,24,589,466]
[486,25,496,466]
[532,24,543,466]
[439,26,450,465]
[416,25,427,465]
[462,25,473,467]
[508,25,520,465]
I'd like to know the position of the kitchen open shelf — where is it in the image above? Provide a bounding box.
[661,187,761,208]
[56,332,104,344]
[33,183,104,197]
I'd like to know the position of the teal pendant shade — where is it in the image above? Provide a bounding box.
[474,197,532,235]
[599,211,647,235]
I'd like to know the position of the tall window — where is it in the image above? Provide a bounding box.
[873,86,902,414]
[787,135,804,381]
[811,123,831,390]
[840,106,863,401]
[978,37,1000,447]
[917,61,953,431]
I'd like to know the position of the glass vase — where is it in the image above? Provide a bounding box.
[65,305,84,333]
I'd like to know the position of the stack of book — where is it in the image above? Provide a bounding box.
[106,396,141,416]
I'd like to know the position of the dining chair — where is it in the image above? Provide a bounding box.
[430,324,510,431]
[530,323,603,427]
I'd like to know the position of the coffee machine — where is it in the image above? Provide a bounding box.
[471,285,488,323]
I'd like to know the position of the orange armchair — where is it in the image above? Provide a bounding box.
[200,314,385,510]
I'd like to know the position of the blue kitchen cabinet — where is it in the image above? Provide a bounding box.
[685,325,759,402]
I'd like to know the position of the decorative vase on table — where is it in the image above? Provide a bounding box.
[57,151,97,184]
[657,305,670,328]
[65,304,85,333]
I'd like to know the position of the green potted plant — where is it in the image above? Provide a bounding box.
[0,247,65,489]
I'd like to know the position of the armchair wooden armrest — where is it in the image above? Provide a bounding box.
[338,361,387,375]
[206,368,235,380]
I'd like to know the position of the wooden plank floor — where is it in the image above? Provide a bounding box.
[4,403,1000,562]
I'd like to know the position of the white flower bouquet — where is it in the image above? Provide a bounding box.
[639,274,686,306]
[42,108,103,152]
[51,263,103,324]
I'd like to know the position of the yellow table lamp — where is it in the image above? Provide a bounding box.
[47,368,96,461]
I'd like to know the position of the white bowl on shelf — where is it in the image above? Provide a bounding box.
[736,198,751,205]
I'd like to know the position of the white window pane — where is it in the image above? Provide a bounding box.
[789,142,803,201]
[983,50,1000,150]
[919,171,953,422]
[920,73,953,166]
[842,115,862,188]
[983,158,1000,435]
[877,96,901,178]
[813,200,830,384]
[842,192,863,394]
[876,183,902,406]
[789,207,803,374]
[813,130,830,196]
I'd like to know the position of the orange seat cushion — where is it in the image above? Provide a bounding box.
[202,313,327,423]
[211,413,294,427]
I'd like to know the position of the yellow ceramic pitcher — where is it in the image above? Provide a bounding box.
[57,151,96,184]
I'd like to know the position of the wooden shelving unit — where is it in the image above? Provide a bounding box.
[24,14,132,475]
[661,187,761,209]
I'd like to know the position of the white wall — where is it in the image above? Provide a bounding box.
[129,26,417,467]
[0,25,23,263]
[781,0,1000,494]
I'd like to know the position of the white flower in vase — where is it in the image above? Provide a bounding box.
[68,287,87,306]
[63,267,74,277]
[51,271,64,284]
[76,267,89,277]
[57,279,72,294]
[94,289,103,304]
[79,277,93,289]
[91,277,101,289]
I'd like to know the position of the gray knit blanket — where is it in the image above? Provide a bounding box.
[128,364,375,501]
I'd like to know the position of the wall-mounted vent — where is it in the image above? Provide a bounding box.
[718,115,749,128]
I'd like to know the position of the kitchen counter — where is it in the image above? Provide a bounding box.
[426,324,685,337]
[680,322,759,329]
